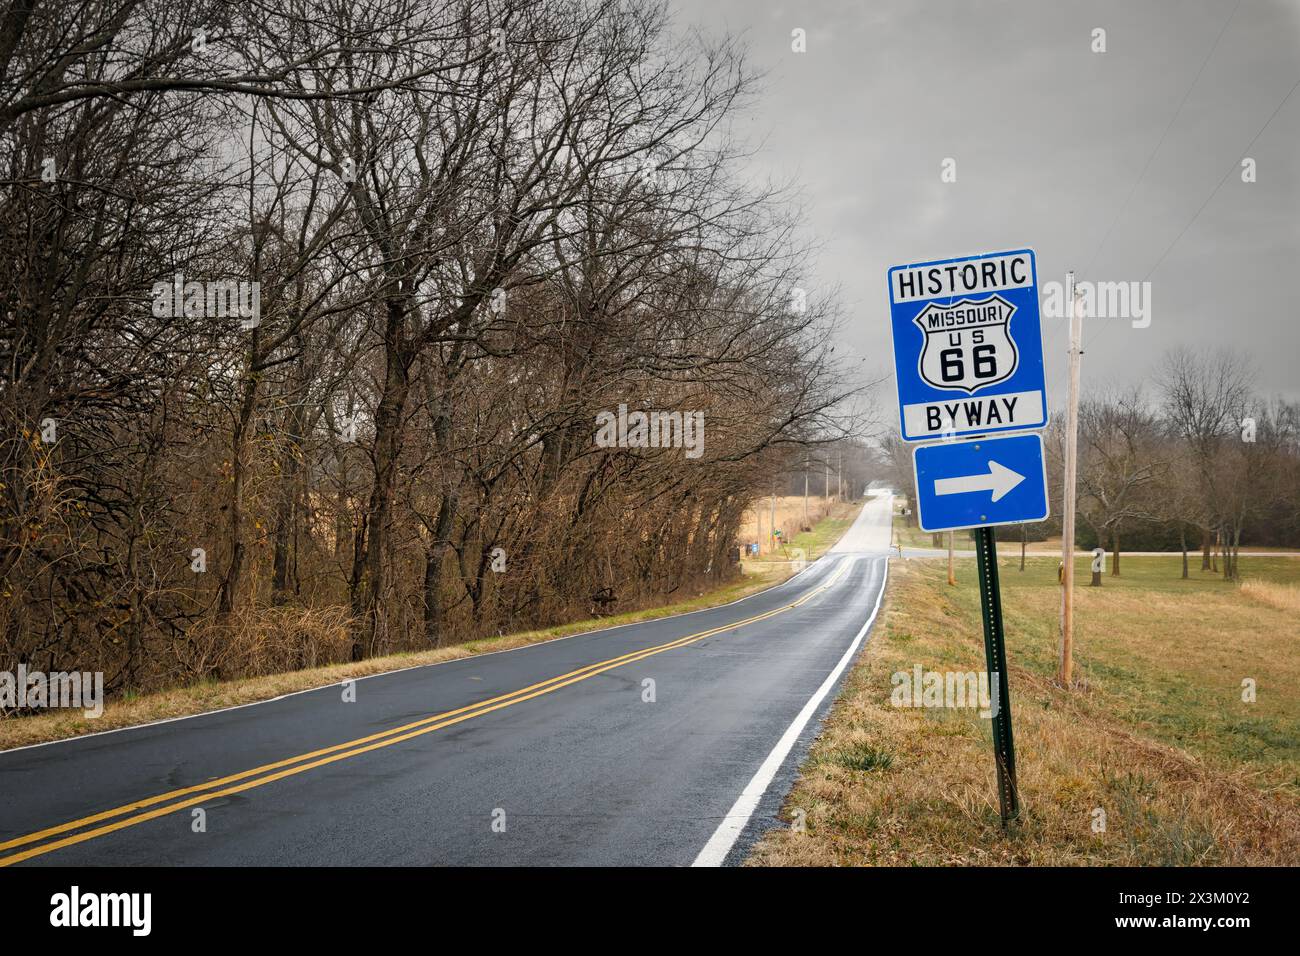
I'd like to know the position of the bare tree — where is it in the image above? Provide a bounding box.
[1076,388,1163,578]
[1159,349,1253,581]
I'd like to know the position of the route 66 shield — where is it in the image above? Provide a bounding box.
[912,293,1019,394]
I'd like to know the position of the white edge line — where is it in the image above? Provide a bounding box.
[691,554,890,867]
[0,514,859,757]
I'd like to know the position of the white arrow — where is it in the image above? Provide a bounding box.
[934,460,1025,503]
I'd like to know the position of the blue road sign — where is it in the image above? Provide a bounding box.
[888,249,1047,442]
[912,433,1049,533]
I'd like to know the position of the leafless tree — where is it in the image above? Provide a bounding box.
[1076,388,1163,577]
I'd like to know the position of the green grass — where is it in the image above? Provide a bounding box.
[826,742,896,772]
[891,501,946,549]
[947,554,1300,779]
[787,512,856,557]
[744,503,859,568]
[748,552,1300,866]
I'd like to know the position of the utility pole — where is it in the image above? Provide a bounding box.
[947,531,956,586]
[769,484,776,552]
[1059,271,1083,687]
[837,449,843,501]
[803,455,809,527]
[824,458,830,514]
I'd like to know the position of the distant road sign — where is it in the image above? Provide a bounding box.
[912,433,1049,533]
[888,249,1047,442]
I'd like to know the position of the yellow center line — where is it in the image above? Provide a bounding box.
[0,557,854,866]
[1,614,731,850]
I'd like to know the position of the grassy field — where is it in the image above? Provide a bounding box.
[889,496,946,550]
[894,522,943,550]
[748,553,1300,866]
[741,500,860,573]
[891,500,1300,557]
[740,495,851,557]
[0,506,859,751]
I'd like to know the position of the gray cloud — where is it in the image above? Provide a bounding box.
[673,0,1300,408]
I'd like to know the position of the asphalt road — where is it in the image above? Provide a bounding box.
[0,496,893,867]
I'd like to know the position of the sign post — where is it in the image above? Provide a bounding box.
[887,247,1048,828]
[973,526,1019,824]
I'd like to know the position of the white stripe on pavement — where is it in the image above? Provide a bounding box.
[692,554,889,867]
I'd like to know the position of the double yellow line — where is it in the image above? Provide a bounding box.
[0,557,853,866]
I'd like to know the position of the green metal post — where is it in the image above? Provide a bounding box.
[974,526,1020,826]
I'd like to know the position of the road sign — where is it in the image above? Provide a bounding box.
[911,433,1049,533]
[888,249,1047,442]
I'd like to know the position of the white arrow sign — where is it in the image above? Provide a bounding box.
[934,460,1025,503]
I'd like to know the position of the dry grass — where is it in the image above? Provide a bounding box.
[0,549,801,752]
[1240,579,1300,614]
[168,605,354,684]
[741,495,846,555]
[741,500,860,573]
[748,555,1300,867]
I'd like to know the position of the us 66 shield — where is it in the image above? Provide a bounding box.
[888,249,1047,442]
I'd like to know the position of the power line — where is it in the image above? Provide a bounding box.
[1081,0,1242,279]
[1141,75,1300,284]
[1082,72,1300,350]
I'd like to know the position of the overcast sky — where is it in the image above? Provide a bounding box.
[672,0,1300,412]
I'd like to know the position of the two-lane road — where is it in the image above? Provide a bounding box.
[0,495,892,867]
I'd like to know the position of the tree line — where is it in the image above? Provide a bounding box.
[880,348,1300,580]
[0,0,859,699]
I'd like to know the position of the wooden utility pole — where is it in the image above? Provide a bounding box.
[947,531,956,585]
[837,449,843,501]
[803,456,809,527]
[769,485,776,552]
[1059,271,1083,687]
